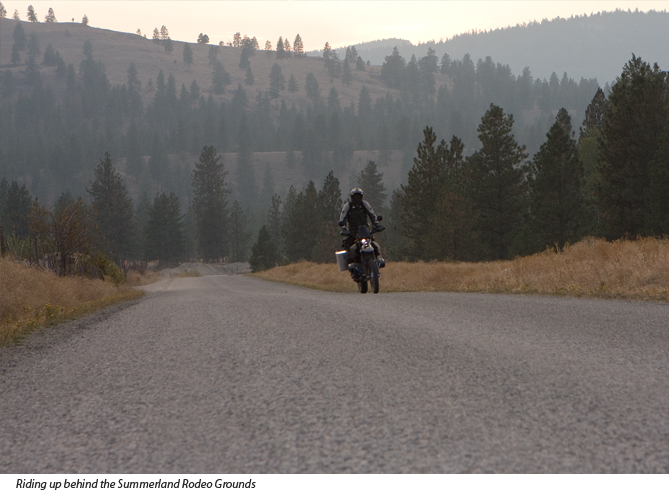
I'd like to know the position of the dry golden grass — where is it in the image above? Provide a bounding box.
[0,258,144,347]
[255,237,669,301]
[125,269,161,286]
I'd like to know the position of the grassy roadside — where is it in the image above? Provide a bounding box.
[0,258,144,348]
[255,237,669,302]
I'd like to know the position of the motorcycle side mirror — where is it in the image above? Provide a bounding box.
[376,215,383,222]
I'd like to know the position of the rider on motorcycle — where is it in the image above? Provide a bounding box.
[338,187,385,273]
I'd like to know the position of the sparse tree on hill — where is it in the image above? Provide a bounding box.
[43,45,57,66]
[233,32,242,47]
[212,60,231,94]
[345,46,358,63]
[13,9,19,20]
[283,37,292,56]
[305,72,320,101]
[276,37,285,59]
[197,33,209,44]
[208,44,219,66]
[293,34,304,59]
[163,37,173,54]
[183,43,193,65]
[264,40,272,55]
[268,63,286,101]
[356,56,366,71]
[27,5,37,22]
[160,25,169,40]
[287,73,299,93]
[244,66,254,86]
[342,60,353,85]
[152,28,160,43]
[82,15,88,25]
[44,7,56,22]
[13,21,27,50]
[0,3,6,18]
[323,42,332,61]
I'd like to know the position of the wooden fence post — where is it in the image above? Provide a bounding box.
[0,226,5,257]
[32,237,39,265]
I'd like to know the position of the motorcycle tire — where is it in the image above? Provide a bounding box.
[369,260,380,294]
[358,279,368,294]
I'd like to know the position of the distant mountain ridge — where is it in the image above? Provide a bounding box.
[308,9,669,84]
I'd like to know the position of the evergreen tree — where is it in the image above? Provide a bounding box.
[305,72,320,101]
[342,60,353,86]
[134,191,151,258]
[287,73,299,93]
[646,120,669,235]
[82,14,88,26]
[197,33,210,44]
[13,22,27,51]
[268,63,285,101]
[401,127,448,260]
[468,104,529,260]
[357,161,387,209]
[266,194,283,256]
[2,181,32,238]
[27,33,40,58]
[236,114,255,200]
[145,192,185,267]
[356,56,366,71]
[44,7,56,22]
[212,61,231,94]
[191,146,230,261]
[293,34,304,59]
[282,181,318,261]
[0,3,6,18]
[244,66,254,86]
[597,56,668,239]
[276,37,285,59]
[208,44,219,66]
[183,43,194,66]
[249,225,278,271]
[228,200,252,261]
[27,5,37,22]
[529,109,587,250]
[87,152,137,261]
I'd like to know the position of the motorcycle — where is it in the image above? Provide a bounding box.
[337,218,385,294]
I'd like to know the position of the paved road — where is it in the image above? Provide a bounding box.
[1,275,668,473]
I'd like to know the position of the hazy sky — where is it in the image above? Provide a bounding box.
[4,1,668,50]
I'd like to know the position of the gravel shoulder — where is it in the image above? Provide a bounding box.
[1,275,668,473]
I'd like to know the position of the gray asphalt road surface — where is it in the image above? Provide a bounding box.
[1,275,668,473]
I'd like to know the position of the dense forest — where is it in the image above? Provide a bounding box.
[0,15,667,271]
[315,9,669,83]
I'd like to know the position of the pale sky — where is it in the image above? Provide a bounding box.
[3,1,668,50]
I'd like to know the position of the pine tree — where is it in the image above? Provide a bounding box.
[282,181,318,261]
[249,225,278,271]
[13,22,27,51]
[2,181,32,238]
[305,72,320,101]
[244,66,254,86]
[197,33,210,44]
[400,127,448,260]
[212,61,230,94]
[342,60,353,86]
[27,5,37,22]
[87,152,137,261]
[266,194,283,256]
[82,15,88,25]
[468,105,529,260]
[357,161,387,209]
[0,3,6,18]
[356,56,366,71]
[293,34,304,59]
[268,63,285,101]
[208,44,219,66]
[44,7,56,22]
[276,37,285,59]
[287,73,299,93]
[597,56,668,239]
[228,200,251,262]
[145,192,185,267]
[529,109,587,250]
[191,146,230,261]
[183,44,194,66]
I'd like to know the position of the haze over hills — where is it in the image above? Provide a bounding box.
[310,9,669,84]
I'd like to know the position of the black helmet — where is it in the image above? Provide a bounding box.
[350,187,364,200]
